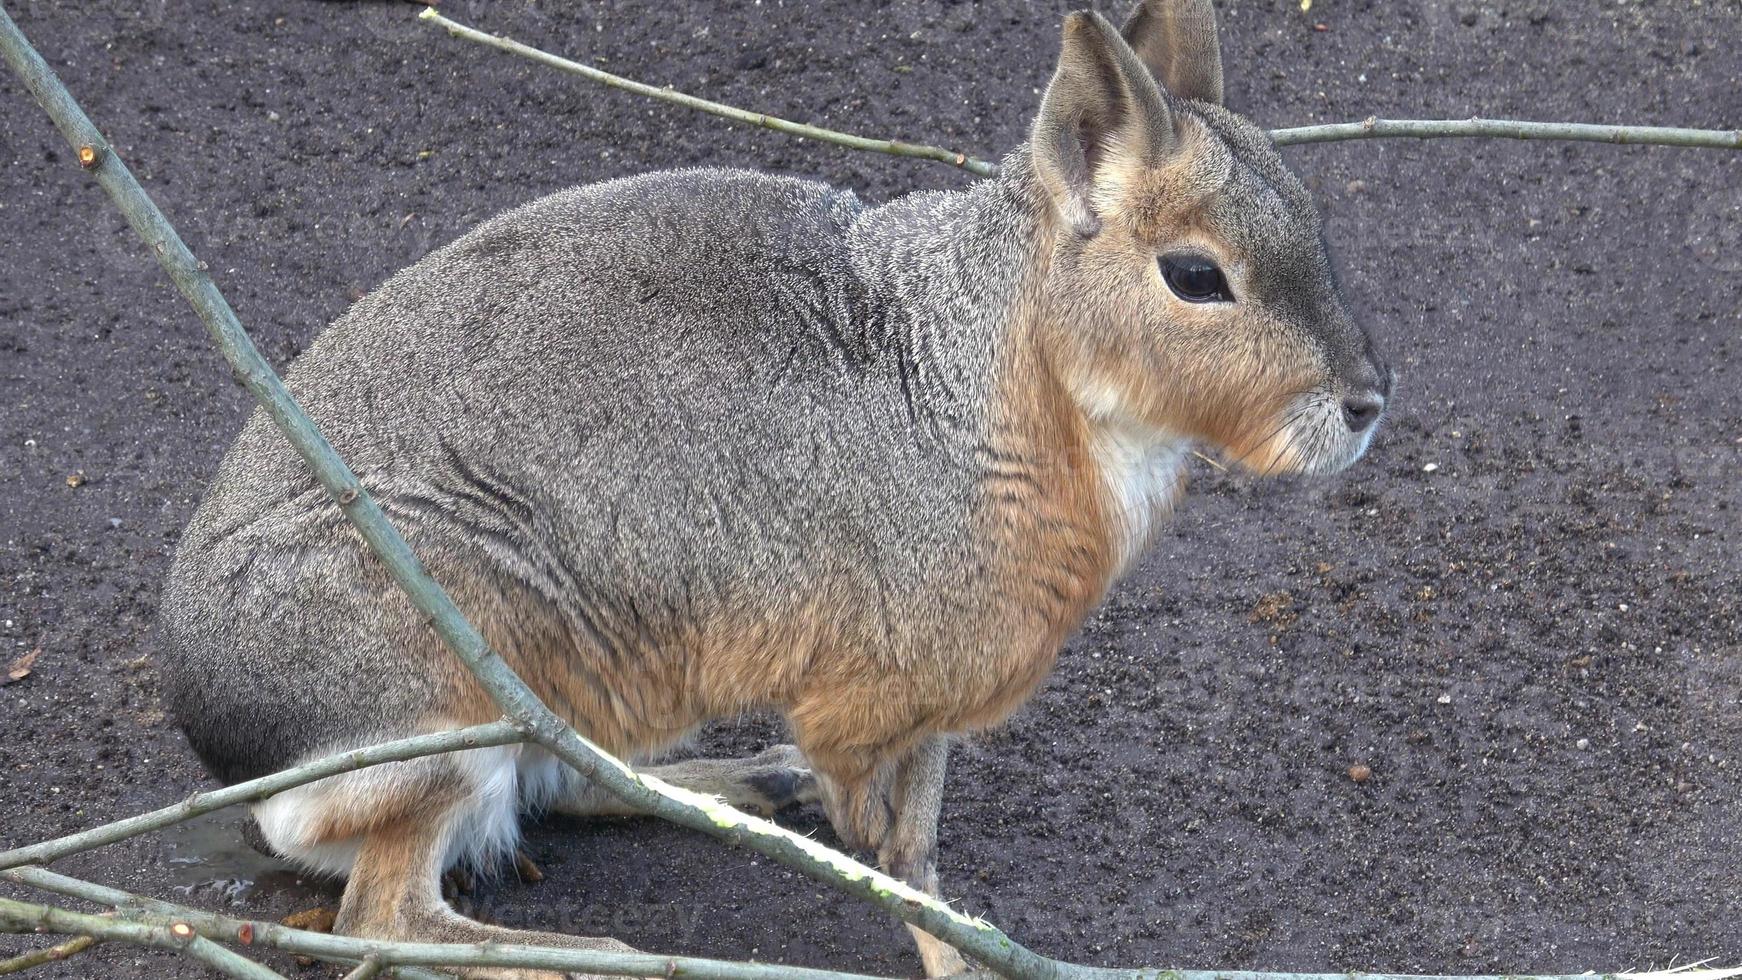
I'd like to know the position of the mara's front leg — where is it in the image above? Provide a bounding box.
[880,737,969,977]
[812,736,968,978]
[552,744,818,818]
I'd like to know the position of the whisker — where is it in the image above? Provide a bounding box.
[1232,400,1310,472]
[1260,423,1301,477]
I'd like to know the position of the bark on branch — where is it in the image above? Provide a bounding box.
[418,8,1001,176]
[2,867,894,980]
[9,865,1742,980]
[0,896,284,980]
[0,934,97,975]
[3,866,445,980]
[1269,116,1742,149]
[417,9,1742,175]
[0,722,526,873]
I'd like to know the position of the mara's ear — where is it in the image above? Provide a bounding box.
[1120,0,1224,107]
[1031,11,1177,238]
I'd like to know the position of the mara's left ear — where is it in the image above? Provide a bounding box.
[1121,0,1225,106]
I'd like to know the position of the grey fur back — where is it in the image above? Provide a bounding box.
[160,164,1042,782]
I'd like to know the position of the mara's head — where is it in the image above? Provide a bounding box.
[1025,0,1391,477]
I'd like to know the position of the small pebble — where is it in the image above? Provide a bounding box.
[1348,763,1372,783]
[108,518,123,529]
[65,472,85,488]
[1422,462,1439,473]
[1436,693,1452,704]
[1576,738,1591,750]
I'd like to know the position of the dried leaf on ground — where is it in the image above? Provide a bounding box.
[2,648,39,686]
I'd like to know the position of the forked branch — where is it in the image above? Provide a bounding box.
[1,868,891,980]
[3,866,444,980]
[0,722,525,873]
[10,865,1742,980]
[417,8,1001,176]
[0,934,97,976]
[416,8,1742,174]
[0,896,283,980]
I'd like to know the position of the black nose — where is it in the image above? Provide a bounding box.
[1342,392,1384,433]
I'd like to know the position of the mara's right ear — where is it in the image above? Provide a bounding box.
[1030,11,1177,238]
[1120,0,1225,107]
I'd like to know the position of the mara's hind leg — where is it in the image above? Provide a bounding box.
[553,744,817,818]
[256,747,641,980]
[810,737,967,978]
[336,805,639,980]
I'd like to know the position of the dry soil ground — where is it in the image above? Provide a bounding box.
[2,0,1741,977]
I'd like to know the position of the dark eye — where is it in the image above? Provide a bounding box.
[1160,255,1232,303]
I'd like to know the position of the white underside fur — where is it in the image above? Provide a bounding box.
[1082,397,1189,574]
[251,740,572,878]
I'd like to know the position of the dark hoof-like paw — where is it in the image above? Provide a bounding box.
[738,744,816,814]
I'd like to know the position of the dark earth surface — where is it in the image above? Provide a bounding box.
[4,0,1742,976]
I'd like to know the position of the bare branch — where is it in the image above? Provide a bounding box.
[417,8,1001,177]
[340,955,384,980]
[0,896,284,980]
[4,866,445,980]
[0,934,97,975]
[2,867,894,980]
[418,9,1741,171]
[1270,115,1742,149]
[0,721,526,872]
[7,869,1741,980]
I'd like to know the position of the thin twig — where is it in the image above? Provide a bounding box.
[0,7,1048,978]
[180,933,288,980]
[416,8,1000,177]
[0,721,524,872]
[341,955,385,980]
[5,865,445,980]
[418,10,1742,170]
[0,934,97,975]
[7,870,1742,980]
[0,896,284,980]
[1270,115,1742,149]
[1,866,892,980]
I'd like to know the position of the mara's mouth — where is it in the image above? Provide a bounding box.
[1219,388,1382,477]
